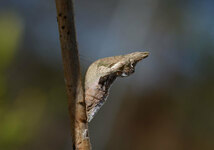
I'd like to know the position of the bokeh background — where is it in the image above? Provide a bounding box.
[0,0,214,150]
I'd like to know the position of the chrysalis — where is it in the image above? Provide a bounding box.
[84,51,149,122]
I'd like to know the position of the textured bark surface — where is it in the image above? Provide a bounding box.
[55,0,91,149]
[85,52,149,122]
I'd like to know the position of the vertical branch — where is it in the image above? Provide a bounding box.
[55,0,91,149]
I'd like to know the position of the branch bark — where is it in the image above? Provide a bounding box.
[55,0,91,149]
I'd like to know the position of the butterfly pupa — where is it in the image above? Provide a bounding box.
[84,51,149,122]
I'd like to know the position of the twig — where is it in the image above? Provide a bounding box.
[55,0,91,149]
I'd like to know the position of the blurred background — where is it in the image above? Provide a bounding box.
[0,0,214,150]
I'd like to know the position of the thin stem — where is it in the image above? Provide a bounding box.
[55,0,91,149]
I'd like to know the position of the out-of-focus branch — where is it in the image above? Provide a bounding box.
[55,0,91,149]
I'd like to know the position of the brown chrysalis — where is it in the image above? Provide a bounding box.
[84,52,149,122]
